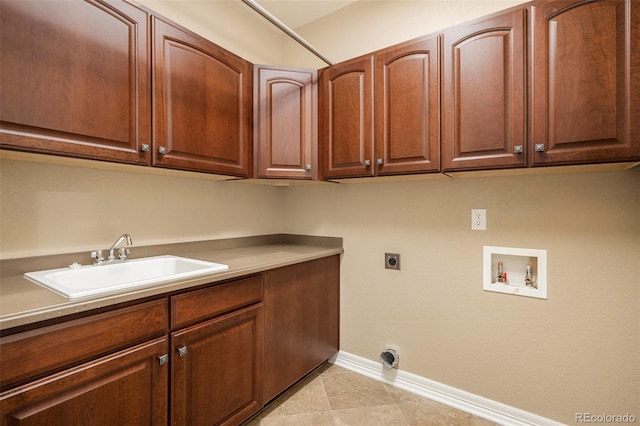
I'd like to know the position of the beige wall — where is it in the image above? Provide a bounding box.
[1,1,639,424]
[283,169,640,424]
[0,158,285,258]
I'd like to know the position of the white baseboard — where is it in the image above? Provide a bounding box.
[330,351,565,426]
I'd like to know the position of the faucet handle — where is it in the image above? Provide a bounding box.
[118,247,131,260]
[91,250,105,264]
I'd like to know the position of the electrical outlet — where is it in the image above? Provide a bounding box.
[385,253,400,270]
[471,209,486,230]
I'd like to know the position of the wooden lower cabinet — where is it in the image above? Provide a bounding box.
[171,304,263,426]
[0,338,168,426]
[0,256,340,425]
[263,255,340,402]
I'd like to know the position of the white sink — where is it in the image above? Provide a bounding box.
[24,255,229,300]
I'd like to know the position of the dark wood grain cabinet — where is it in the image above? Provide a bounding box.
[320,55,375,178]
[0,258,340,425]
[0,300,169,426]
[171,305,263,426]
[0,338,168,426]
[320,36,440,179]
[152,17,253,177]
[374,36,441,175]
[0,1,253,178]
[254,65,318,179]
[530,0,640,165]
[0,0,151,165]
[442,7,528,171]
[263,255,340,402]
[169,275,264,426]
[2,0,637,180]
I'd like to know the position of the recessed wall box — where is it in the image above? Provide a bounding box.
[385,253,400,270]
[483,246,547,299]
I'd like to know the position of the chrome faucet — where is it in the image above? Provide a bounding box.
[108,233,133,261]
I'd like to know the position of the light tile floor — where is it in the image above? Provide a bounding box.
[245,363,497,425]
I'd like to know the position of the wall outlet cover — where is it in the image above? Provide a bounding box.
[471,209,486,230]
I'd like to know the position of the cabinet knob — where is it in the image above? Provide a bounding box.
[177,346,188,357]
[158,354,169,366]
[535,144,545,152]
[376,158,383,166]
[305,164,312,172]
[514,145,523,154]
[364,160,371,167]
[158,146,167,155]
[141,144,150,152]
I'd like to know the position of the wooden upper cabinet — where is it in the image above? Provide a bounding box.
[152,17,253,177]
[0,0,151,164]
[531,0,640,165]
[254,65,317,179]
[442,7,527,171]
[320,55,375,178]
[374,36,440,175]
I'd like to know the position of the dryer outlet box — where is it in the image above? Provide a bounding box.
[385,253,400,270]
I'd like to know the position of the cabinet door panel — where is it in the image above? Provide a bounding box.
[442,8,527,170]
[255,66,317,179]
[532,0,640,164]
[375,36,440,175]
[0,0,150,164]
[171,305,263,426]
[153,17,252,177]
[263,256,340,402]
[320,56,374,178]
[0,338,168,426]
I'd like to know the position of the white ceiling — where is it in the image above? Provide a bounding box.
[254,0,358,29]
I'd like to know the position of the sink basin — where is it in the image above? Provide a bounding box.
[24,255,229,300]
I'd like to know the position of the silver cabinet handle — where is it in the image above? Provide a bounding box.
[141,144,150,152]
[158,146,167,155]
[376,158,383,166]
[158,354,169,366]
[305,164,311,172]
[514,145,523,154]
[364,160,371,167]
[535,144,545,152]
[177,346,188,357]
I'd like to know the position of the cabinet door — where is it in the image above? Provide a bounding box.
[255,66,317,179]
[0,0,150,164]
[152,17,252,177]
[531,0,640,165]
[320,56,375,178]
[171,304,263,426]
[442,8,527,171]
[374,36,440,175]
[263,255,340,402]
[0,338,168,426]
